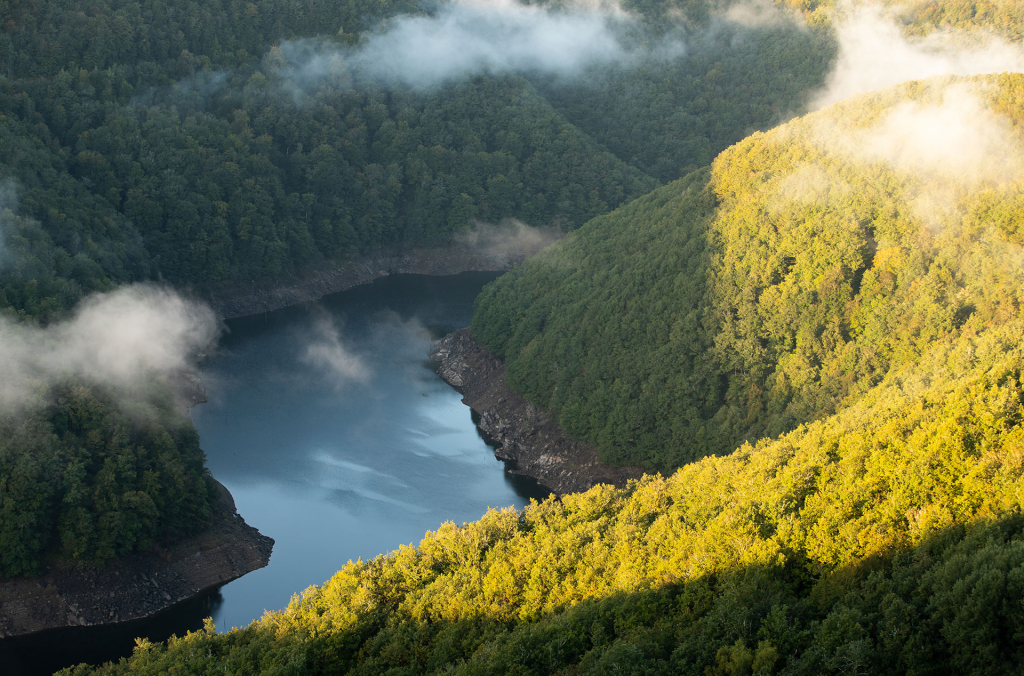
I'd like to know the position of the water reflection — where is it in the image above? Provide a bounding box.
[194,273,550,631]
[1,272,550,675]
[0,590,223,676]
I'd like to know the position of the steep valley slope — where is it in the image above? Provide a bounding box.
[64,73,1024,676]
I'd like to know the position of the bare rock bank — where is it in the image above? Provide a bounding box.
[0,481,272,638]
[431,328,645,495]
[206,244,551,320]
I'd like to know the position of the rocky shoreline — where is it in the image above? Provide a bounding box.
[0,481,273,639]
[431,328,645,495]
[205,243,552,320]
[0,242,542,641]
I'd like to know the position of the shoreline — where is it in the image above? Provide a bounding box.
[431,328,645,495]
[0,481,272,639]
[204,243,552,320]
[0,242,545,640]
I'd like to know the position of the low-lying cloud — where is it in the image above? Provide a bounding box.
[302,314,371,388]
[456,218,562,259]
[774,79,1024,230]
[273,0,687,90]
[814,2,1024,109]
[857,90,1023,184]
[810,83,1024,186]
[358,1,626,85]
[0,285,219,413]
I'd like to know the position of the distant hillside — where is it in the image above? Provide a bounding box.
[818,0,1024,40]
[0,0,839,320]
[473,73,1024,472]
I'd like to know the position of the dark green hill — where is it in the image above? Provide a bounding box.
[0,0,846,321]
[0,377,212,577]
[0,67,658,319]
[531,3,833,181]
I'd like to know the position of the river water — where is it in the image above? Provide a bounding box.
[3,272,548,675]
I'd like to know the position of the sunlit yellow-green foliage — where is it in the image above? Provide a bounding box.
[797,0,1024,39]
[69,308,1024,674]
[901,0,1024,39]
[474,73,1024,472]
[69,74,1024,676]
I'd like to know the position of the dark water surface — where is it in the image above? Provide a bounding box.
[3,272,549,675]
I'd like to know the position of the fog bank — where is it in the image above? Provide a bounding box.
[302,313,371,388]
[456,219,562,259]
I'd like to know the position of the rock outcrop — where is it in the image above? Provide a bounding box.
[431,328,644,495]
[0,481,272,638]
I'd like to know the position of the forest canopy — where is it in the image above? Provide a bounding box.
[0,0,839,320]
[66,100,1024,665]
[3,0,1024,673]
[0,377,212,577]
[473,73,1024,472]
[50,68,1024,676]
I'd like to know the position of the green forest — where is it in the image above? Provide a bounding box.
[2,0,1024,673]
[0,0,836,321]
[473,74,1024,471]
[62,72,1024,675]
[0,377,211,576]
[0,0,832,576]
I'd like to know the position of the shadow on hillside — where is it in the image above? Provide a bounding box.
[360,514,1023,676]
[44,513,1024,675]
[0,588,223,676]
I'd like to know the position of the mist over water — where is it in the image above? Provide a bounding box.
[192,272,548,631]
[0,273,546,675]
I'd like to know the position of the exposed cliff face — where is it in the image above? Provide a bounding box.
[431,328,644,495]
[0,481,272,638]
[206,244,552,319]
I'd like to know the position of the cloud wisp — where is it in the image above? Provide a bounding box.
[302,313,371,388]
[0,285,220,413]
[769,78,1024,232]
[813,2,1024,109]
[270,0,689,90]
[456,218,562,260]
[807,81,1024,186]
[352,0,635,86]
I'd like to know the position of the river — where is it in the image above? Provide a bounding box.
[2,272,548,675]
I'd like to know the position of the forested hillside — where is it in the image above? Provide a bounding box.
[4,0,1024,671]
[0,0,839,321]
[474,73,1024,471]
[844,0,1024,39]
[7,0,1013,322]
[0,377,212,577]
[0,0,834,582]
[57,71,1024,676]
